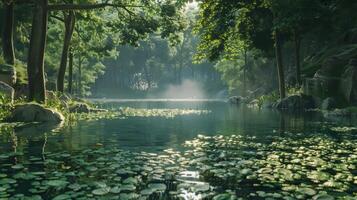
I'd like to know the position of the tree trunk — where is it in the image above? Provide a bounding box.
[243,48,247,97]
[274,31,286,99]
[27,0,48,103]
[294,30,301,86]
[57,11,75,92]
[2,1,15,65]
[77,54,82,96]
[67,49,73,94]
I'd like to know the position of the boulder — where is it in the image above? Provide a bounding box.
[339,59,357,104]
[69,103,91,113]
[304,44,357,99]
[321,97,338,110]
[275,94,316,110]
[0,63,16,86]
[0,81,14,103]
[8,103,65,123]
[228,96,244,104]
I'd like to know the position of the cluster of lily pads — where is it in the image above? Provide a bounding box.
[0,145,220,200]
[184,133,357,199]
[66,107,211,123]
[118,107,211,119]
[1,127,357,199]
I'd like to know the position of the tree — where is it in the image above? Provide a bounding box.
[27,0,48,103]
[1,0,15,65]
[25,0,185,102]
[57,10,75,92]
[194,0,292,99]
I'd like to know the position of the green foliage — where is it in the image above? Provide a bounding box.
[256,91,279,108]
[14,60,27,84]
[287,86,303,96]
[0,93,13,121]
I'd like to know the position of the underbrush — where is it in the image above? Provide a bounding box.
[255,86,303,108]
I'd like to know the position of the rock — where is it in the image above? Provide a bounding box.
[0,81,14,103]
[0,64,16,86]
[339,59,357,104]
[262,101,275,109]
[248,99,259,107]
[304,44,357,99]
[321,97,338,110]
[90,108,108,113]
[69,103,91,113]
[275,94,316,110]
[228,96,244,104]
[8,103,64,123]
[323,109,352,121]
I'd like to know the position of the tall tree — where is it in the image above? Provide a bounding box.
[27,0,48,103]
[25,0,185,102]
[2,0,15,65]
[57,10,75,92]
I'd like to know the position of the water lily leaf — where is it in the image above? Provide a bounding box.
[192,183,210,192]
[213,193,235,200]
[308,171,330,182]
[47,180,68,187]
[13,172,36,180]
[119,193,139,200]
[120,184,136,192]
[92,187,110,195]
[123,177,138,185]
[148,183,166,191]
[11,164,24,170]
[140,188,154,195]
[110,186,121,194]
[297,187,316,196]
[53,194,71,200]
[312,194,335,200]
[0,178,16,185]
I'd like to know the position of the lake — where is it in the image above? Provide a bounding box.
[0,100,356,199]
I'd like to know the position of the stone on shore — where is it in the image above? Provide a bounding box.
[8,103,65,123]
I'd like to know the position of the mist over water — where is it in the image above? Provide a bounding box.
[148,79,207,99]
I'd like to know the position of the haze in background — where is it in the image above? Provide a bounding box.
[147,79,206,99]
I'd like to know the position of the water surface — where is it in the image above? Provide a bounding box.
[0,100,356,199]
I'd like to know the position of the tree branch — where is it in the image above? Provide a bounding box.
[47,3,143,11]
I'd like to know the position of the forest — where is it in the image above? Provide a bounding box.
[0,0,357,200]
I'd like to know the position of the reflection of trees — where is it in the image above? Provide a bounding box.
[279,114,286,136]
[10,130,18,163]
[12,122,64,161]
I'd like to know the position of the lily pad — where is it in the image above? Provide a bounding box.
[92,187,110,196]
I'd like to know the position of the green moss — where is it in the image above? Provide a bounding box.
[14,60,27,84]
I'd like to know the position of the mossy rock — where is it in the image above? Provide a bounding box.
[0,64,16,85]
[0,81,14,103]
[8,103,65,123]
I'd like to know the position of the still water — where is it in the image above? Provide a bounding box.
[0,100,356,199]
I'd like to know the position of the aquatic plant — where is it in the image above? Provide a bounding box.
[118,107,211,118]
[0,131,356,199]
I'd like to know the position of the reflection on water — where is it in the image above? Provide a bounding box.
[0,100,356,199]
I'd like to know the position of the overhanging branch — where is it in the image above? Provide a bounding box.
[47,3,144,11]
